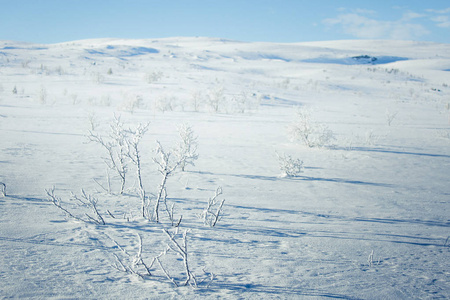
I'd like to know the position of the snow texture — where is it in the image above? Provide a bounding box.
[0,37,449,299]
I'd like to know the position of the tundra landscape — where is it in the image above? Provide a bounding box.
[0,37,449,299]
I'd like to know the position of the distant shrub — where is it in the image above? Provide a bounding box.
[276,152,303,177]
[288,108,335,148]
[145,71,163,83]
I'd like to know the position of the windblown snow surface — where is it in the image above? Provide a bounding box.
[0,37,449,299]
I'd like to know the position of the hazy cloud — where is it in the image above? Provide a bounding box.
[427,7,450,28]
[401,11,425,21]
[426,8,450,14]
[431,15,450,28]
[323,12,429,40]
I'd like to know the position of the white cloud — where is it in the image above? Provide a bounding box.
[323,12,429,40]
[336,7,376,15]
[426,8,450,14]
[431,15,450,28]
[401,11,425,21]
[353,8,377,15]
[426,8,450,28]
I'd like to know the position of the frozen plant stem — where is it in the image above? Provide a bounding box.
[87,116,128,194]
[71,189,106,225]
[125,122,149,218]
[133,234,152,276]
[45,187,85,223]
[108,233,149,278]
[161,187,182,227]
[0,182,6,197]
[202,187,225,227]
[152,141,180,223]
[45,187,106,225]
[386,110,398,126]
[368,250,374,267]
[163,228,197,287]
[367,250,380,267]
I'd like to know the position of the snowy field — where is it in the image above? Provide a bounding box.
[0,37,449,299]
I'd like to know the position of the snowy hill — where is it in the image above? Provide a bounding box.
[0,38,449,299]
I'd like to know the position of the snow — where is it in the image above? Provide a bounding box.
[0,37,449,299]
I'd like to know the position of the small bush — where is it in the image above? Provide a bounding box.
[277,152,303,177]
[288,108,335,148]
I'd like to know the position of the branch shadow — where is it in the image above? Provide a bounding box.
[308,230,447,247]
[190,170,394,187]
[202,202,449,247]
[3,128,84,137]
[205,281,362,300]
[344,146,450,159]
[295,175,395,187]
[190,170,279,181]
[0,235,98,249]
[6,195,46,203]
[352,216,450,228]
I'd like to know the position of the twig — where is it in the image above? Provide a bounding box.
[0,182,6,197]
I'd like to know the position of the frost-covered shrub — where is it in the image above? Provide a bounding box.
[154,95,175,112]
[87,112,99,131]
[199,187,225,227]
[92,72,104,84]
[87,116,129,195]
[207,86,224,113]
[101,94,112,107]
[229,91,257,114]
[46,117,221,289]
[175,123,198,172]
[38,85,47,104]
[124,123,150,218]
[45,187,106,225]
[152,141,181,223]
[190,90,203,112]
[277,153,304,177]
[145,71,163,83]
[109,228,210,288]
[119,94,142,114]
[385,109,398,126]
[70,94,79,105]
[436,129,450,140]
[288,108,335,148]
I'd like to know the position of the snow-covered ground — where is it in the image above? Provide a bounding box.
[0,37,449,299]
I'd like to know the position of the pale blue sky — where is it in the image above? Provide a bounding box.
[1,0,449,44]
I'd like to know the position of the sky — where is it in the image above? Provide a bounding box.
[1,0,450,44]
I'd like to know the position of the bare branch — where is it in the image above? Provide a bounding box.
[0,182,6,197]
[152,141,181,223]
[162,228,196,287]
[45,187,86,223]
[201,187,225,227]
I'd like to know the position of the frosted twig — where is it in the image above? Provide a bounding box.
[162,228,197,287]
[152,141,181,223]
[368,250,374,267]
[201,187,225,227]
[87,116,128,194]
[71,189,106,225]
[175,123,199,172]
[0,182,6,197]
[124,122,150,217]
[45,187,86,223]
